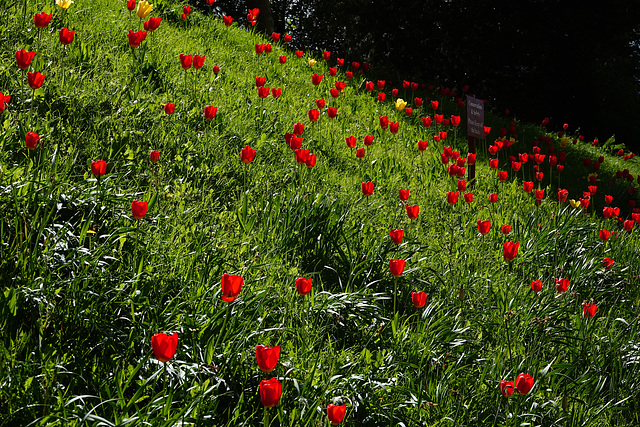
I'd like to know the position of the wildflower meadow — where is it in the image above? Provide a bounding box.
[1,1,640,425]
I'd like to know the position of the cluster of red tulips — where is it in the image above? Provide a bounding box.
[10,1,640,420]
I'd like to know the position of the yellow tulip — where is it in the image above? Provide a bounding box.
[560,137,569,148]
[56,0,73,9]
[308,58,317,67]
[137,0,153,18]
[395,98,407,111]
[569,199,581,209]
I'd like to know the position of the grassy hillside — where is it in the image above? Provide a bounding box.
[1,1,640,425]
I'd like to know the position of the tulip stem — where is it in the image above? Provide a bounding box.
[214,303,231,351]
[393,276,398,315]
[263,406,270,426]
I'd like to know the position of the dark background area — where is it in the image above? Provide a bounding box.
[199,0,640,151]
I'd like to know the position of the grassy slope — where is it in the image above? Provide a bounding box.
[1,0,640,425]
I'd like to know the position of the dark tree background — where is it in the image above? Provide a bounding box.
[200,0,640,151]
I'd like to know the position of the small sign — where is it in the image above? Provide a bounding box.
[466,96,485,139]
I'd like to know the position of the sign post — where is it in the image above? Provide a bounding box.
[466,95,484,187]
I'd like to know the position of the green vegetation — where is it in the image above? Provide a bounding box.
[1,1,639,425]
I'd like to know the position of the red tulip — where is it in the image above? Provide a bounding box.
[254,44,265,54]
[390,229,403,244]
[151,332,178,363]
[278,55,287,64]
[34,12,52,28]
[16,49,36,70]
[271,88,281,98]
[389,259,405,277]
[430,100,439,110]
[128,30,146,48]
[256,345,280,373]
[377,92,386,102]
[259,378,282,408]
[418,140,428,151]
[295,277,312,295]
[59,28,75,45]
[315,98,325,109]
[399,189,409,201]
[389,122,399,134]
[25,132,40,149]
[163,102,175,114]
[534,189,544,201]
[356,148,365,158]
[466,153,476,165]
[464,192,473,203]
[131,200,148,220]
[361,181,374,196]
[411,291,427,308]
[511,161,521,171]
[180,53,193,69]
[364,135,374,146]
[446,191,459,205]
[414,97,423,106]
[223,15,233,26]
[149,150,160,163]
[127,0,136,11]
[327,404,347,425]
[327,107,337,118]
[450,115,461,127]
[272,32,280,41]
[498,171,508,182]
[308,109,319,122]
[293,122,304,136]
[240,145,255,163]
[365,81,374,92]
[379,116,389,129]
[183,5,191,15]
[312,73,323,86]
[27,72,45,89]
[255,76,266,87]
[488,193,498,203]
[523,181,533,193]
[531,280,542,293]
[489,158,499,169]
[624,220,634,231]
[0,92,10,113]
[477,220,491,235]
[345,135,356,148]
[406,204,419,219]
[422,116,432,128]
[283,34,292,42]
[502,241,519,261]
[330,88,339,98]
[555,278,569,293]
[204,105,217,120]
[193,54,205,69]
[599,229,610,241]
[91,160,107,177]
[288,136,302,150]
[329,68,337,77]
[582,302,597,318]
[501,224,511,235]
[602,257,614,270]
[457,179,467,192]
[144,16,162,32]
[213,65,220,74]
[500,380,515,397]
[292,148,308,163]
[434,114,443,125]
[305,153,317,168]
[515,373,534,394]
[377,80,385,89]
[221,273,243,302]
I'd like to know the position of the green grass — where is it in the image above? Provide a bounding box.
[1,1,640,426]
